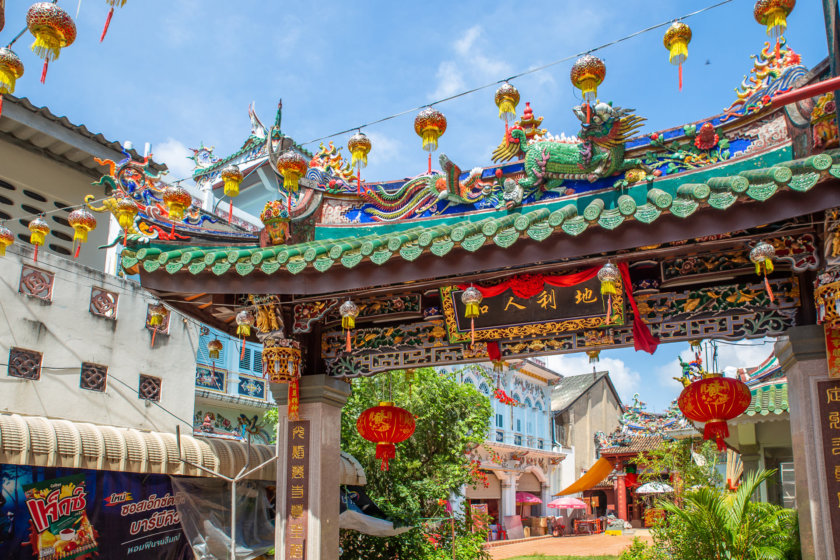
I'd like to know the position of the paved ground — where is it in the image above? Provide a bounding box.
[488,530,652,559]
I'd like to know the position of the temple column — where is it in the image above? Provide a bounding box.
[776,325,835,560]
[271,374,351,560]
[614,471,627,522]
[540,482,550,517]
[500,478,516,533]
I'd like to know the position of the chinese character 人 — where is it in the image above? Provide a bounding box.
[575,288,597,304]
[292,445,305,460]
[291,485,305,499]
[291,465,305,479]
[292,425,306,440]
[536,289,556,310]
[504,297,526,311]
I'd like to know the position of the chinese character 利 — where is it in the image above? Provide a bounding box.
[536,289,557,310]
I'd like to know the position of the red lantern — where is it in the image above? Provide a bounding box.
[356,402,416,471]
[677,376,751,451]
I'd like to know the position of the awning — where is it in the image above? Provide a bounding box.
[554,457,613,496]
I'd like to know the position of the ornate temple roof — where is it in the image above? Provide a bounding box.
[125,149,839,296]
[744,382,789,417]
[600,435,666,456]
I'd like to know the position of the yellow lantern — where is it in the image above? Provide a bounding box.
[598,262,620,323]
[0,224,13,257]
[461,286,483,347]
[114,196,139,231]
[148,302,167,347]
[587,350,601,364]
[236,309,255,361]
[26,2,76,84]
[570,54,606,105]
[348,131,372,193]
[275,150,308,193]
[221,164,243,198]
[754,0,795,60]
[162,184,192,221]
[208,338,223,360]
[28,216,49,262]
[663,21,692,91]
[67,208,96,259]
[339,299,360,353]
[0,48,23,117]
[414,107,447,153]
[494,82,520,123]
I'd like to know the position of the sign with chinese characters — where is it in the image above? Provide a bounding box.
[818,379,840,555]
[440,277,623,344]
[285,420,310,560]
[825,327,840,379]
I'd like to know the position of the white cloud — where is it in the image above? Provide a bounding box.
[430,25,512,101]
[152,138,194,182]
[543,353,642,404]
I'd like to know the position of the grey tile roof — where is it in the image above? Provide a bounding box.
[550,371,609,413]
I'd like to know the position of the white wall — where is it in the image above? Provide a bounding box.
[0,245,197,432]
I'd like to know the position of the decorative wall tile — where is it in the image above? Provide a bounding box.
[138,374,161,401]
[8,348,42,380]
[89,287,119,319]
[19,265,54,301]
[80,362,107,392]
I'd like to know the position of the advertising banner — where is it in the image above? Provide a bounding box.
[0,464,192,559]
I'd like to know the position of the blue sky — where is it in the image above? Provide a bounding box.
[0,0,824,408]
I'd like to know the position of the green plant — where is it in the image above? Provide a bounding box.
[637,438,722,500]
[652,469,800,560]
[619,536,666,560]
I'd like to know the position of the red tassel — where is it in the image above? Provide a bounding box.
[704,421,729,452]
[346,329,352,353]
[470,317,475,347]
[73,242,80,259]
[764,274,775,303]
[33,245,39,262]
[376,443,396,471]
[427,152,432,175]
[586,103,591,124]
[357,168,361,195]
[40,60,48,84]
[100,8,114,42]
[678,63,683,91]
[606,294,612,324]
[0,95,4,118]
[228,202,233,222]
[240,337,246,361]
[150,328,157,348]
[775,39,780,65]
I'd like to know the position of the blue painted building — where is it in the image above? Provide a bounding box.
[194,326,275,443]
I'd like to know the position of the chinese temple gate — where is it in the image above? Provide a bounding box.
[80,36,840,560]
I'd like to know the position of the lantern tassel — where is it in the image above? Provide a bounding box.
[470,317,475,347]
[678,63,683,91]
[73,242,80,259]
[40,60,48,85]
[228,202,233,222]
[703,420,729,452]
[428,152,432,175]
[150,327,157,348]
[586,103,591,124]
[376,443,396,471]
[764,275,775,303]
[775,39,780,65]
[288,378,300,421]
[33,245,39,262]
[100,7,114,42]
[240,337,246,361]
[606,294,612,324]
[0,95,4,119]
[346,329,352,353]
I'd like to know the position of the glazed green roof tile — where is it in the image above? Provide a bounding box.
[744,382,789,417]
[124,149,840,278]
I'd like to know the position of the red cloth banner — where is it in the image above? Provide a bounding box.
[458,263,659,354]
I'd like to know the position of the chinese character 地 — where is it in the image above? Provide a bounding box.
[574,288,597,304]
[292,445,305,460]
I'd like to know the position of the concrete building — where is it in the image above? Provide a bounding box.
[549,371,623,494]
[459,359,566,534]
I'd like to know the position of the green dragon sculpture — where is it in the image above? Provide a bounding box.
[494,102,648,189]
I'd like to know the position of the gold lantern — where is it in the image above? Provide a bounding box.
[348,131,372,192]
[100,0,127,42]
[750,241,776,302]
[414,107,447,153]
[262,337,302,420]
[148,302,167,347]
[28,216,49,262]
[587,349,601,364]
[598,262,620,323]
[114,196,139,231]
[663,21,692,91]
[208,338,223,360]
[570,54,606,105]
[754,0,795,60]
[26,2,76,84]
[275,150,308,193]
[162,184,192,221]
[221,164,243,198]
[494,82,520,123]
[236,309,255,361]
[67,208,96,259]
[461,286,483,346]
[0,48,23,117]
[0,224,13,257]
[339,299,360,353]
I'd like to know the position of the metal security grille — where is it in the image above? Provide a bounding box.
[8,348,42,380]
[138,374,161,401]
[80,363,107,392]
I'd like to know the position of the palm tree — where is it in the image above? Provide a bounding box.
[656,469,799,560]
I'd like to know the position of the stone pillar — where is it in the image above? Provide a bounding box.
[776,325,834,560]
[614,473,627,521]
[539,482,550,517]
[500,479,516,534]
[272,375,351,560]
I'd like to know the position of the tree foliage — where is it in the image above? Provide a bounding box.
[339,367,493,560]
[637,438,722,500]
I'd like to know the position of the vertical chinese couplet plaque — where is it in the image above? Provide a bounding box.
[286,420,310,560]
[818,379,840,555]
